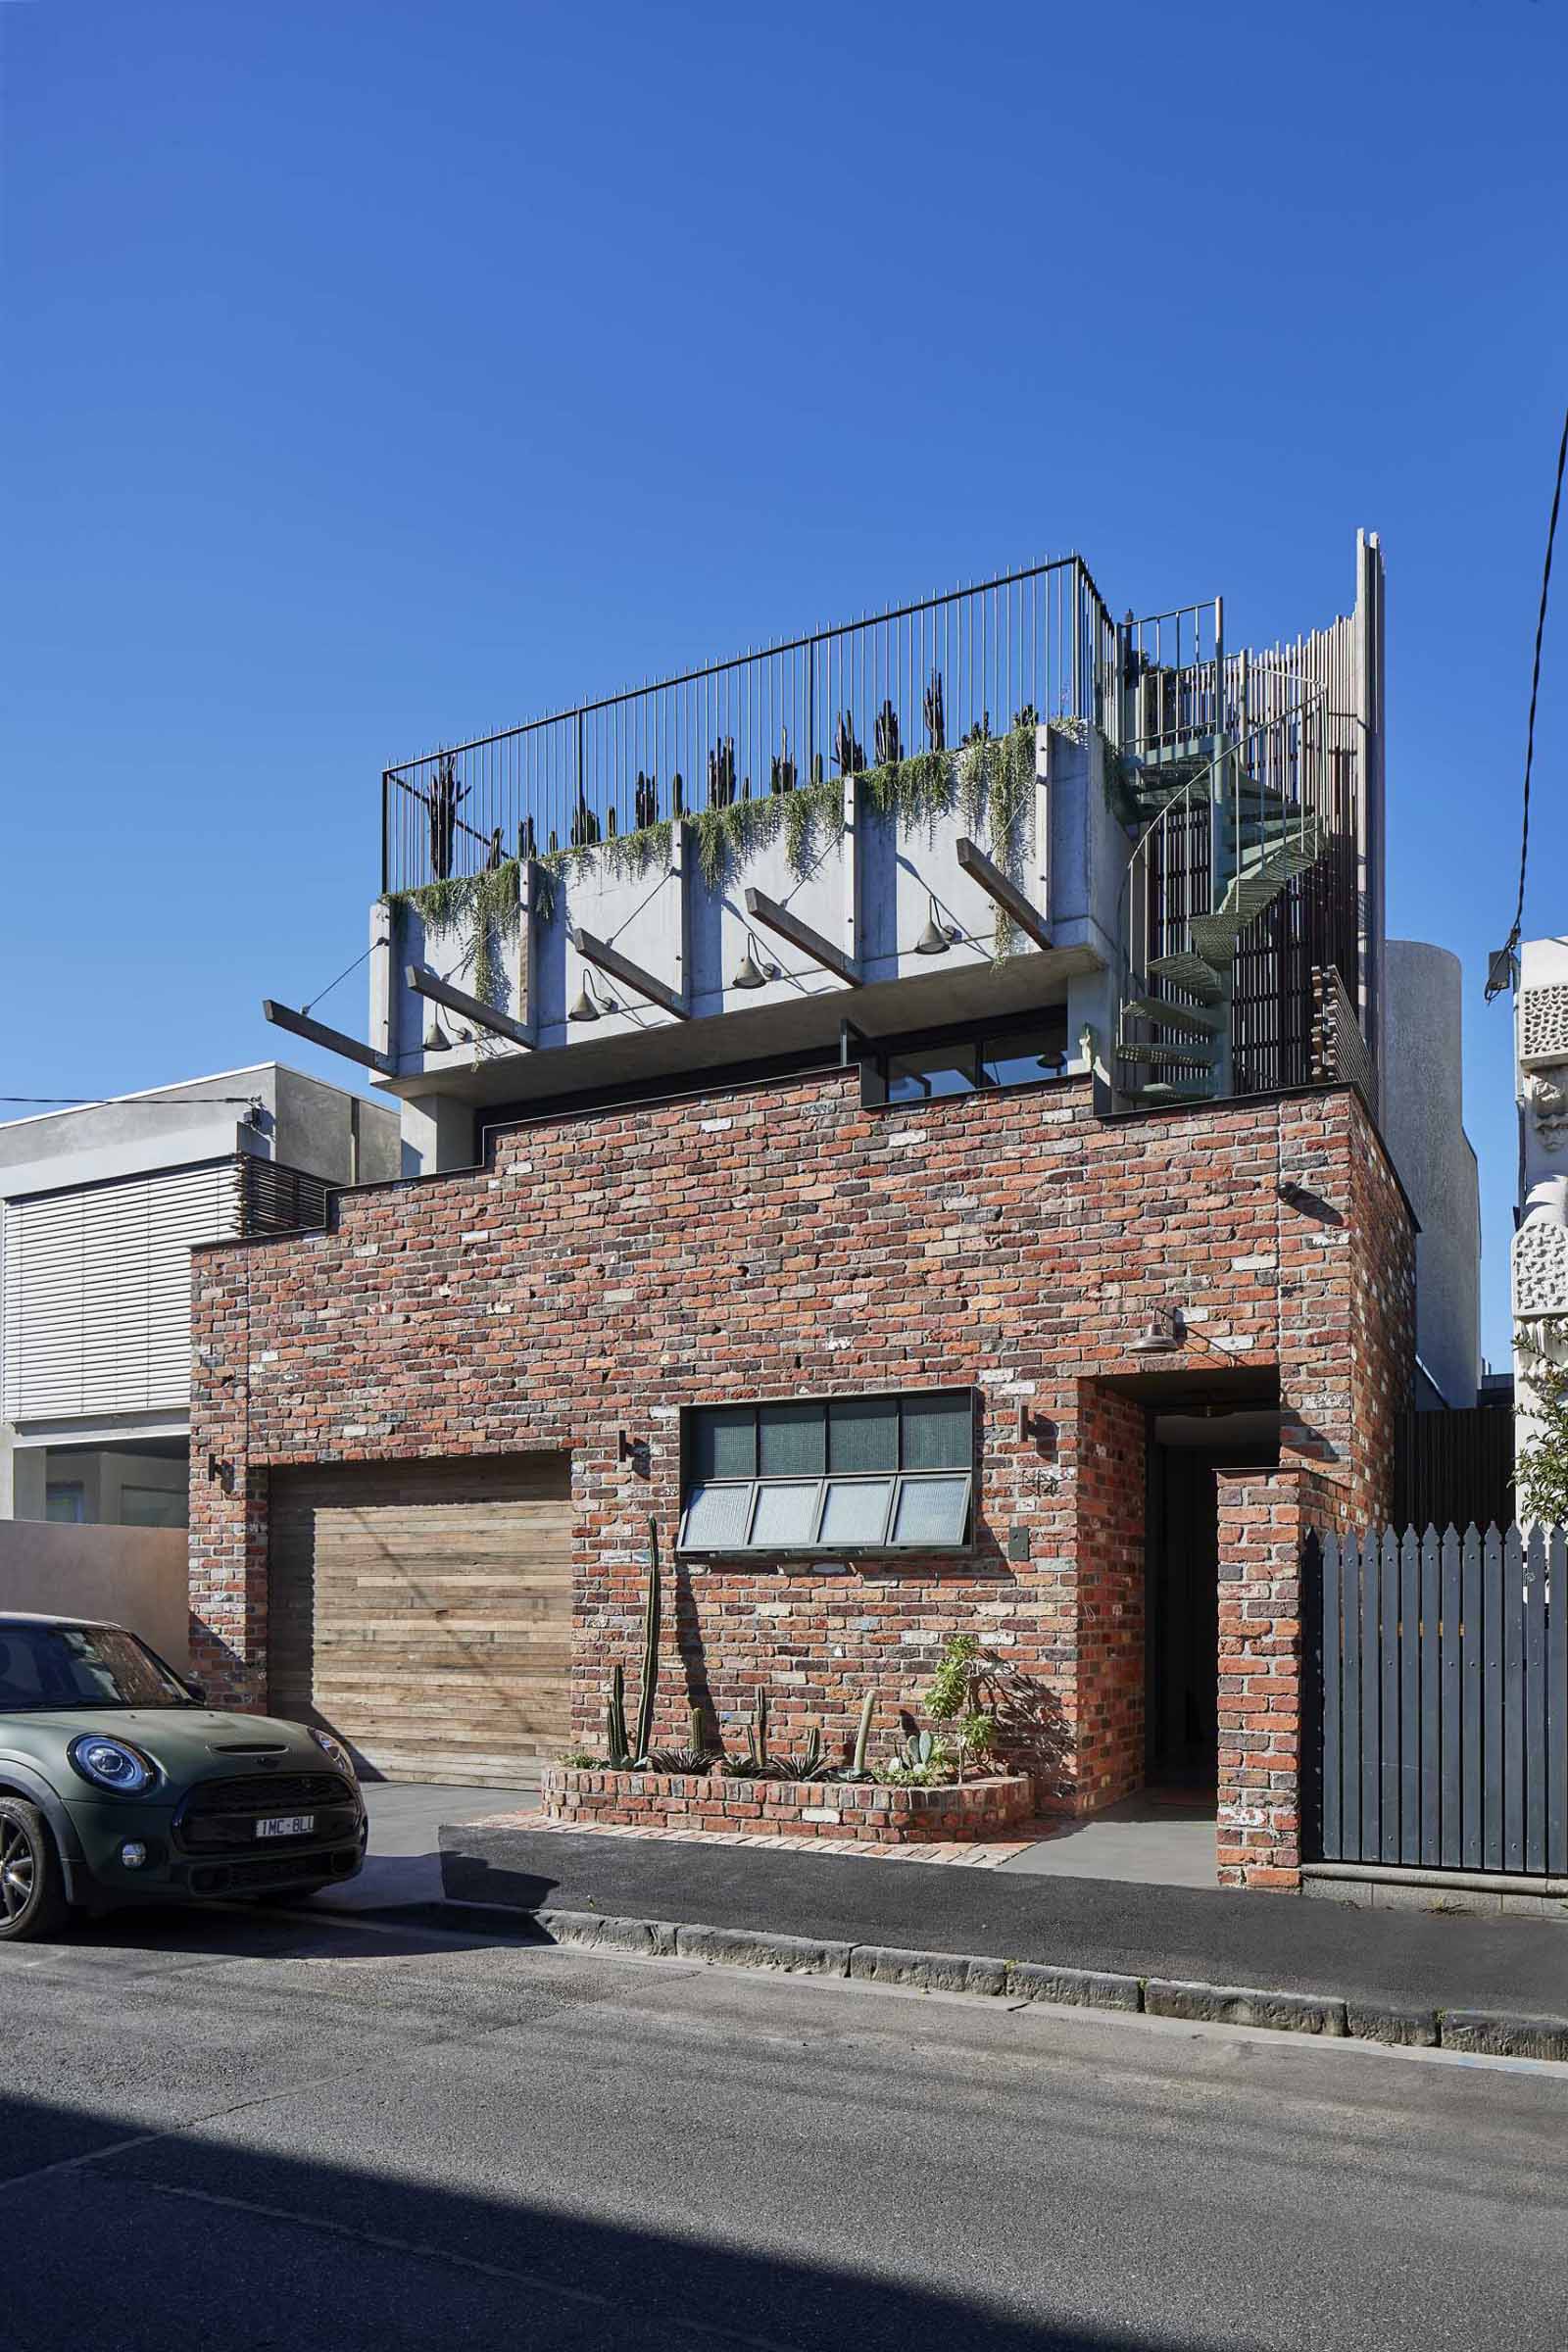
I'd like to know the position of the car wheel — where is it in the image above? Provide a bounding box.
[0,1796,70,1943]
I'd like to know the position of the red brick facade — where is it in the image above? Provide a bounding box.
[540,1765,1034,1841]
[189,1071,1413,1841]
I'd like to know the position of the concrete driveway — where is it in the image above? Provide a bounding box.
[319,1780,538,1911]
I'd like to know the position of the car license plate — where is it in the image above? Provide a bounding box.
[256,1814,314,1838]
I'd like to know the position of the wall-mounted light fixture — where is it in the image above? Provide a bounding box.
[568,973,620,1023]
[914,894,958,956]
[731,931,779,991]
[1128,1307,1184,1355]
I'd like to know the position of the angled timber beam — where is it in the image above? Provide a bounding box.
[743,886,859,988]
[955,837,1053,953]
[263,1001,394,1077]
[569,927,688,1020]
[406,963,535,1051]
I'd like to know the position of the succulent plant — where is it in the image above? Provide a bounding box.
[606,1662,630,1767]
[602,1519,662,1768]
[708,736,737,807]
[924,671,946,753]
[848,1689,875,1779]
[833,710,864,777]
[874,699,902,765]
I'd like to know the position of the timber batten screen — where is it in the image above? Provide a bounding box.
[268,1455,574,1787]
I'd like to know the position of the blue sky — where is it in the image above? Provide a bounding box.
[3,0,1564,1361]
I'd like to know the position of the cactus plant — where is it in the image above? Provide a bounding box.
[833,710,864,777]
[874,699,902,765]
[850,1690,875,1778]
[631,1518,662,1763]
[606,1662,629,1766]
[923,671,946,754]
[601,1521,662,1768]
[708,736,737,808]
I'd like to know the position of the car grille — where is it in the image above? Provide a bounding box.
[174,1772,358,1854]
[186,1847,363,1896]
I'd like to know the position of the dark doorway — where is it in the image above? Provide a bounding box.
[1146,1414,1279,1789]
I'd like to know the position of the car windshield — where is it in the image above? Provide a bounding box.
[0,1622,195,1712]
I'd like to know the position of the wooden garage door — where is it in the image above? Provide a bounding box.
[268,1456,572,1787]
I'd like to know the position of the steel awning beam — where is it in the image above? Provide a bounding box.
[262,1001,394,1076]
[743,887,859,987]
[569,927,688,1020]
[955,837,1053,953]
[406,963,535,1051]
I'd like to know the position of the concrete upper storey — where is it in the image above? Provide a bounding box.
[320,535,1389,1181]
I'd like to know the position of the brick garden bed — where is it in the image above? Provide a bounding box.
[540,1764,1035,1842]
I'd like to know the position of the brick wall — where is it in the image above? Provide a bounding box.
[189,1071,1413,1818]
[1214,1463,1352,1888]
[1072,1381,1148,1806]
[540,1764,1035,1842]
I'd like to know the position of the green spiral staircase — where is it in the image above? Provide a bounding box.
[1114,693,1331,1106]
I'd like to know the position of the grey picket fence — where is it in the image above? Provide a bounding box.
[1307,1525,1568,1879]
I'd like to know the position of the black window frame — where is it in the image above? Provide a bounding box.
[678,1388,977,1561]
[859,1004,1072,1111]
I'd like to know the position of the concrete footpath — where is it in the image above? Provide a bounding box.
[439,1818,1568,2060]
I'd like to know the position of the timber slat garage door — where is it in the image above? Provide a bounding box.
[268,1456,572,1787]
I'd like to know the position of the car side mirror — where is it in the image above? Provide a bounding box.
[183,1678,207,1704]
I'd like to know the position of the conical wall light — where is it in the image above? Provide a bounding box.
[914,895,955,956]
[731,931,776,990]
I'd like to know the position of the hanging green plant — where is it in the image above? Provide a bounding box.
[385,858,522,1012]
[387,720,1042,975]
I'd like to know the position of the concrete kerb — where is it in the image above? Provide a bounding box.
[520,1906,1568,2063]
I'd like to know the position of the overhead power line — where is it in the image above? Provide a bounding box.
[1488,399,1568,1001]
[0,1095,266,1110]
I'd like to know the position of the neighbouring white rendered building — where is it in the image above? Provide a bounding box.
[0,1065,398,1527]
[1513,938,1568,1483]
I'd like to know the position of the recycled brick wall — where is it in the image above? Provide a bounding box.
[539,1764,1035,1842]
[189,1071,1413,1820]
[1214,1463,1352,1889]
[1071,1381,1148,1807]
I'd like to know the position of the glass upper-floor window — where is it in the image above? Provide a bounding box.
[875,1008,1069,1106]
[679,1390,974,1556]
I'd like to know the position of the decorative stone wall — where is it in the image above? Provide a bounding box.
[540,1764,1035,1842]
[1519,984,1568,1069]
[1514,944,1568,1478]
[189,1070,1413,1828]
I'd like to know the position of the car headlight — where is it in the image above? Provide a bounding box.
[68,1736,158,1795]
[309,1728,358,1781]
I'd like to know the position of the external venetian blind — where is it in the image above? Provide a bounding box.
[0,1158,243,1420]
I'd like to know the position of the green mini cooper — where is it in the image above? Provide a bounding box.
[0,1611,367,1941]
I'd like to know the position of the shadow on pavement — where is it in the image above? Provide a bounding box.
[1,2085,1228,2352]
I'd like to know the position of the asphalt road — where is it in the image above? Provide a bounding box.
[3,1898,1566,2352]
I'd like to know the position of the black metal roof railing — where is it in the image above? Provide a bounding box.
[382,555,1120,894]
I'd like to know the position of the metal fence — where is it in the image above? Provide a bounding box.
[382,557,1120,893]
[1394,1406,1515,1532]
[1309,1526,1567,1879]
